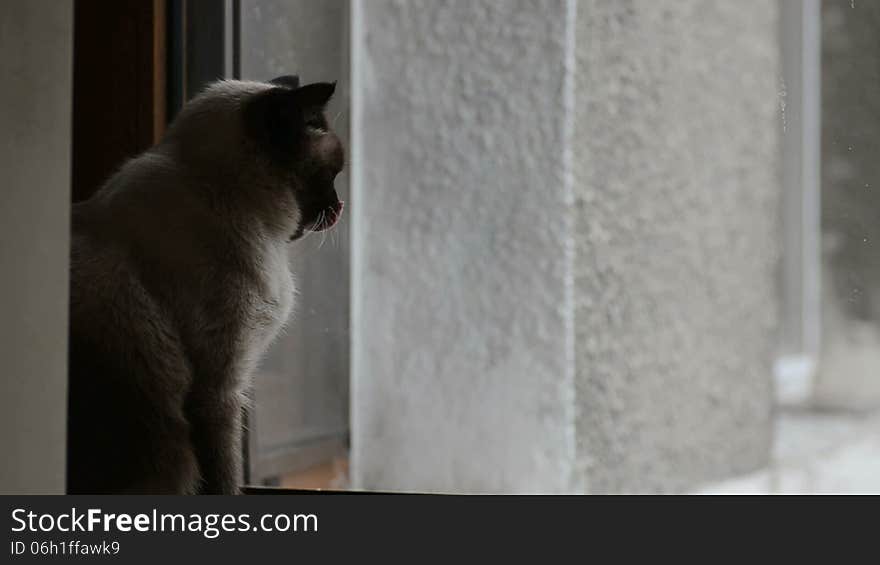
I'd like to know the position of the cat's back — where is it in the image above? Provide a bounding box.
[70,200,127,314]
[69,196,192,382]
[68,199,199,494]
[70,199,155,335]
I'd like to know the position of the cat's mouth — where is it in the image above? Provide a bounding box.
[310,200,344,232]
[290,201,344,242]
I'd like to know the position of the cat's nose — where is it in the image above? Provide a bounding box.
[328,200,344,224]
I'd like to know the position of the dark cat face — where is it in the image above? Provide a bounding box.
[243,75,345,241]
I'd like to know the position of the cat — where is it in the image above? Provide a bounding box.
[67,75,344,494]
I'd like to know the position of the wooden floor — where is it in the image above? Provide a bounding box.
[280,457,350,490]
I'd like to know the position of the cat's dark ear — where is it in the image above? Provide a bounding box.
[294,81,336,109]
[244,87,302,163]
[269,74,300,89]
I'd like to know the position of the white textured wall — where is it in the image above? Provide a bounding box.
[0,1,72,493]
[573,0,780,492]
[353,0,780,493]
[352,0,577,493]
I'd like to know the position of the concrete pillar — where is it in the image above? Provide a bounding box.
[573,0,780,492]
[0,1,73,493]
[352,0,780,493]
[351,0,578,493]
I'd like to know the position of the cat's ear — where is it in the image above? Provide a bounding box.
[269,74,300,89]
[294,81,336,109]
[244,81,336,160]
[244,87,303,162]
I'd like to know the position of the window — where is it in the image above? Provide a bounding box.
[71,0,351,491]
[5,0,880,495]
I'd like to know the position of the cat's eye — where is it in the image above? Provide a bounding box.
[305,117,327,132]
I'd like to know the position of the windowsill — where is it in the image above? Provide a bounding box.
[695,408,880,494]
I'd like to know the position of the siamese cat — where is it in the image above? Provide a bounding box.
[67,76,344,494]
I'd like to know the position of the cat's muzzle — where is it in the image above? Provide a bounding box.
[311,200,344,231]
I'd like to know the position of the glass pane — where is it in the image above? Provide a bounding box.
[240,0,351,486]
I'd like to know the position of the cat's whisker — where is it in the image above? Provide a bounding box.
[318,214,329,250]
[309,211,324,249]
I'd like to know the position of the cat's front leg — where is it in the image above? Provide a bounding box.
[187,386,244,495]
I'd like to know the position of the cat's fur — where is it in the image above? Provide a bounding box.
[67,77,344,494]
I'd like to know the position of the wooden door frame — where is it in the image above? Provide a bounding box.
[72,0,166,203]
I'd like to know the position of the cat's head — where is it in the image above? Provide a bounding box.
[162,75,344,241]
